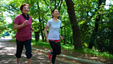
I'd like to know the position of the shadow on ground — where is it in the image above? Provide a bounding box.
[0,40,78,64]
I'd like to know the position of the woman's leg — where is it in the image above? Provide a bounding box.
[27,58,31,64]
[49,40,57,64]
[15,40,24,64]
[24,39,32,64]
[55,41,61,55]
[17,58,20,64]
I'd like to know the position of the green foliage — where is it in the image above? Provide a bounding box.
[1,0,113,58]
[92,5,113,54]
[0,2,7,35]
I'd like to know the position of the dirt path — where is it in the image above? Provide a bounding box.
[0,39,79,64]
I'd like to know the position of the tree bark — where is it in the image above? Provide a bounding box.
[58,0,63,11]
[65,0,82,49]
[37,2,44,42]
[55,0,56,8]
[35,31,39,42]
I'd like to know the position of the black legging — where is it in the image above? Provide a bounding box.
[49,40,61,63]
[15,39,32,59]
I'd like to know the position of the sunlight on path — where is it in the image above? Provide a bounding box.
[0,39,78,64]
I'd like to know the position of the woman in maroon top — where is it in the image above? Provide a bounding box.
[14,3,33,64]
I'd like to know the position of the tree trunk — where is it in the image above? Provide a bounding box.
[88,0,103,49]
[58,0,63,11]
[65,0,82,49]
[64,27,66,45]
[39,18,44,42]
[35,31,39,42]
[55,0,56,8]
[37,2,44,42]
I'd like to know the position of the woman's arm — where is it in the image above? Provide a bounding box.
[31,28,34,31]
[44,26,49,43]
[14,20,28,30]
[14,24,24,30]
[59,33,63,40]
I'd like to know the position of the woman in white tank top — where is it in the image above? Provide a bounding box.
[44,9,63,64]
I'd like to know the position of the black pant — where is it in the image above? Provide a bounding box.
[15,39,32,59]
[49,40,61,63]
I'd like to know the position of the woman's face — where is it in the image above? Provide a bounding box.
[52,9,59,18]
[21,6,29,14]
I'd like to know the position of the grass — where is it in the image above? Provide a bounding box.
[31,39,51,49]
[31,39,113,60]
[31,39,75,51]
[9,39,113,60]
[9,39,16,42]
[74,47,113,60]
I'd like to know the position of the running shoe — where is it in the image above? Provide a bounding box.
[48,50,52,60]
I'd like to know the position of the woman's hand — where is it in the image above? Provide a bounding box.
[44,26,49,43]
[23,20,28,26]
[60,36,63,40]
[14,20,28,30]
[31,28,34,31]
[46,38,49,43]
